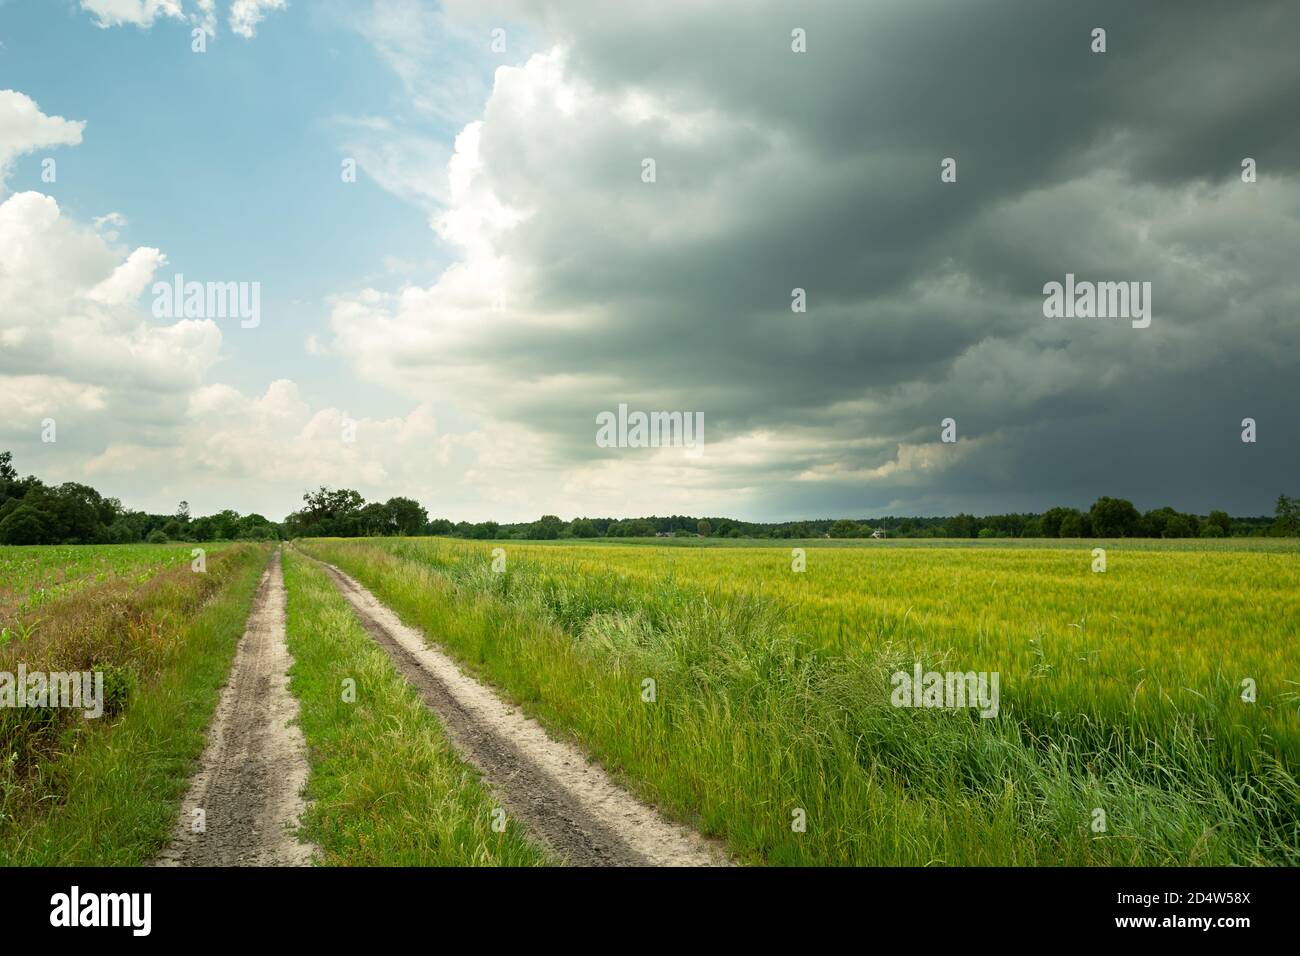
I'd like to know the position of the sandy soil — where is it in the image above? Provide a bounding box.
[316,558,732,867]
[154,549,316,867]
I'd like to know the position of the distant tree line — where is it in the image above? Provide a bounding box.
[1,451,1296,546]
[426,496,1294,541]
[0,451,277,545]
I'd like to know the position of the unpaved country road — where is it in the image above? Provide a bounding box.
[155,549,316,867]
[314,557,732,867]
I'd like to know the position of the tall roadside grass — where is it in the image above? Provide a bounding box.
[299,538,1299,866]
[281,550,548,866]
[376,537,1300,778]
[0,544,269,865]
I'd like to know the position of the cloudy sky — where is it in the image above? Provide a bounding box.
[1,0,1297,522]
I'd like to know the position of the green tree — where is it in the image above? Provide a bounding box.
[697,519,712,537]
[621,518,655,537]
[1274,495,1299,536]
[211,509,241,540]
[568,517,598,538]
[1059,512,1085,537]
[106,518,139,544]
[946,513,978,538]
[384,497,428,536]
[236,513,277,540]
[46,483,113,542]
[1142,507,1176,538]
[291,487,365,537]
[358,501,392,536]
[1040,507,1073,538]
[1089,497,1140,537]
[530,514,564,539]
[0,504,52,545]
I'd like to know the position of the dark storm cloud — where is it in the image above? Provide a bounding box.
[344,0,1300,516]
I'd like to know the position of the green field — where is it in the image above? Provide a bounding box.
[0,542,268,861]
[298,535,1300,866]
[3,536,1295,866]
[0,542,232,625]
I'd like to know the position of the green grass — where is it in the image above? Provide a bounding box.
[281,549,549,866]
[478,535,1300,553]
[0,541,234,620]
[0,544,269,865]
[297,537,1299,867]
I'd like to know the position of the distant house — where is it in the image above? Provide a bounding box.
[655,531,672,537]
[871,528,887,539]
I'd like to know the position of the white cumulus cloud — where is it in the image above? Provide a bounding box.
[79,0,184,29]
[229,0,287,39]
[0,91,86,189]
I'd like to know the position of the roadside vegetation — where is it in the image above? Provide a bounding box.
[298,536,1299,866]
[281,549,549,866]
[0,544,269,864]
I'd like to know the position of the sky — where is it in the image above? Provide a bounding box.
[0,0,1297,523]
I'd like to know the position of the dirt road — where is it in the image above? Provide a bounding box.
[154,549,315,866]
[315,557,731,867]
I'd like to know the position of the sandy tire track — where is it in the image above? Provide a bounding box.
[154,548,316,867]
[311,555,731,867]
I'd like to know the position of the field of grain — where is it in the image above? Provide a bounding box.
[422,538,1300,763]
[0,543,229,627]
[301,536,1300,865]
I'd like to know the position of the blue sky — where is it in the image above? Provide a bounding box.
[0,0,551,521]
[2,0,465,411]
